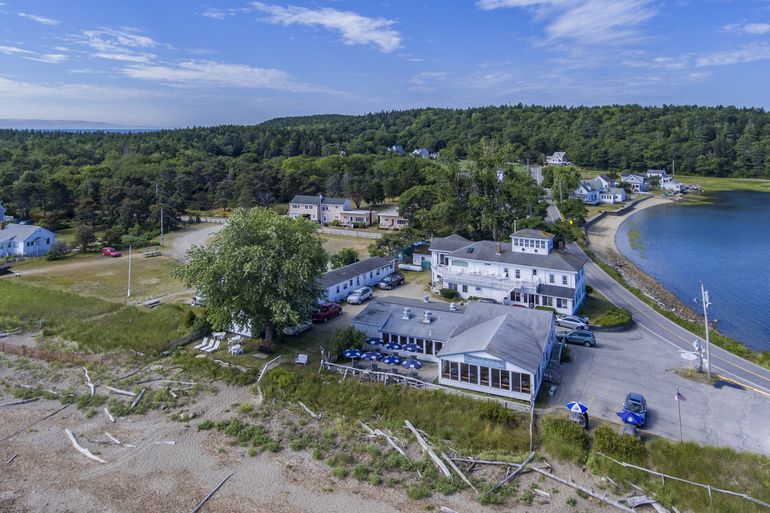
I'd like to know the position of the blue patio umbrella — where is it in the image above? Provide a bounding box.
[384,342,402,351]
[566,401,588,414]
[382,355,402,365]
[616,410,644,426]
[402,343,420,352]
[361,351,382,361]
[402,357,422,369]
[366,337,384,346]
[342,348,362,359]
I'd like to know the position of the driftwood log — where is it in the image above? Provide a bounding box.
[65,429,106,464]
[130,388,146,409]
[484,452,536,496]
[189,472,234,513]
[104,385,135,397]
[441,451,477,493]
[404,420,451,478]
[530,467,635,513]
[298,401,320,419]
[104,408,115,423]
[0,398,39,408]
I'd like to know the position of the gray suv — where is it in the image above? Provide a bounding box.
[558,329,596,347]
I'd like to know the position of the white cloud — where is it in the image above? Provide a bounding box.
[201,8,229,19]
[0,45,33,55]
[724,22,770,35]
[252,2,401,53]
[696,44,770,67]
[122,60,321,92]
[74,27,157,63]
[25,53,68,64]
[17,12,60,25]
[477,0,562,9]
[93,52,153,63]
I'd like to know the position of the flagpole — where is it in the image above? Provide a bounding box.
[676,386,683,443]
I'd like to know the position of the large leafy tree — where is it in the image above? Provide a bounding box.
[172,208,327,347]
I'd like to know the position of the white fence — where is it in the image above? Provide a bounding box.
[318,227,382,239]
[320,360,531,413]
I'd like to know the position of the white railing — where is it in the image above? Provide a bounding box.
[320,360,530,413]
[318,227,382,239]
[434,265,539,291]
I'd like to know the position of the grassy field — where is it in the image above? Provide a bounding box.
[321,234,373,257]
[680,175,770,193]
[578,290,633,327]
[13,253,188,302]
[0,280,193,352]
[585,202,624,219]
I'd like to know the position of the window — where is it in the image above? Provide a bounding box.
[461,285,468,293]
[562,275,568,285]
[336,285,339,293]
[542,296,553,307]
[460,363,478,384]
[549,274,555,284]
[475,286,482,292]
[557,298,567,309]
[532,269,537,276]
[515,269,520,279]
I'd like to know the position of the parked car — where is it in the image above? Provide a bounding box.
[377,273,404,290]
[557,329,596,347]
[101,247,122,258]
[283,320,313,336]
[311,303,342,322]
[624,392,648,427]
[556,314,589,330]
[478,297,499,304]
[346,286,373,304]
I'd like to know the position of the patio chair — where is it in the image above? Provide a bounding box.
[199,338,216,352]
[295,353,308,365]
[371,364,381,372]
[410,371,420,380]
[204,339,221,353]
[193,337,209,350]
[352,361,362,369]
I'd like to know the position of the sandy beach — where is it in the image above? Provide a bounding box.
[584,196,670,255]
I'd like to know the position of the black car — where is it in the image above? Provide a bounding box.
[377,273,405,290]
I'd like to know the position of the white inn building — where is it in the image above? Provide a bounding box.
[430,229,588,315]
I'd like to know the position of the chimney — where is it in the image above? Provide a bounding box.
[402,307,411,320]
[422,311,433,324]
[496,242,502,255]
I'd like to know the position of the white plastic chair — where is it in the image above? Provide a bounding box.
[295,353,308,365]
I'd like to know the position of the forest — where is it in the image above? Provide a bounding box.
[1,104,768,246]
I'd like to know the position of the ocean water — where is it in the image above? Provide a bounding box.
[615,190,770,352]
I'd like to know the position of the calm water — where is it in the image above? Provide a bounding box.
[615,190,770,352]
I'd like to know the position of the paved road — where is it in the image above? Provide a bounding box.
[167,223,225,262]
[580,246,770,397]
[544,191,562,223]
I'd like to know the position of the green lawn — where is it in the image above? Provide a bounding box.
[578,290,632,327]
[0,280,193,353]
[321,234,372,257]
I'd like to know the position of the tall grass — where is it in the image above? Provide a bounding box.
[261,367,530,456]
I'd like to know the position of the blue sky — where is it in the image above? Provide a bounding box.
[2,1,770,127]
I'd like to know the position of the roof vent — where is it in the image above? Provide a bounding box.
[449,302,457,312]
[423,295,430,303]
[402,307,411,320]
[422,311,433,324]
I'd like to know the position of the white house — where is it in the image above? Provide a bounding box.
[0,223,56,257]
[387,144,405,155]
[599,187,627,204]
[430,229,588,315]
[646,169,683,193]
[378,210,408,230]
[288,194,352,224]
[319,256,395,302]
[571,180,601,205]
[621,174,649,192]
[546,151,571,166]
[352,296,556,401]
[411,148,430,159]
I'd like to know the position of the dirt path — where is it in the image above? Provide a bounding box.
[167,223,226,262]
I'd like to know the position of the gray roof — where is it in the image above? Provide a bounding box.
[511,229,554,240]
[445,240,587,272]
[439,303,554,373]
[352,297,553,373]
[0,223,50,243]
[290,195,348,206]
[430,234,471,252]
[537,284,576,299]
[621,174,646,182]
[319,256,393,288]
[578,180,598,192]
[609,188,625,194]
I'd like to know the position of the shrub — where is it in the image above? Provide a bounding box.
[478,401,517,426]
[368,474,383,486]
[326,326,366,358]
[247,447,258,457]
[521,489,534,505]
[439,288,460,299]
[435,478,465,495]
[272,204,289,216]
[592,306,632,328]
[540,416,590,464]
[566,496,577,507]
[47,241,69,261]
[197,419,215,431]
[312,448,323,460]
[406,484,432,500]
[239,402,254,415]
[352,464,369,481]
[332,466,348,479]
[592,424,646,461]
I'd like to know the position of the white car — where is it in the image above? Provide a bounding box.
[282,320,313,336]
[556,314,589,330]
[346,286,373,304]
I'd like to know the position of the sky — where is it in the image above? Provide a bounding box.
[1,0,770,127]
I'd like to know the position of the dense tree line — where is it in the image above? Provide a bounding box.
[0,104,768,244]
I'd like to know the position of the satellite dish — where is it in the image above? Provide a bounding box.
[681,352,698,361]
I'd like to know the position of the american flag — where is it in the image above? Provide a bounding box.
[675,390,686,402]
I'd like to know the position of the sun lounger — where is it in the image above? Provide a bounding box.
[204,339,221,353]
[294,353,308,365]
[199,338,216,352]
[193,337,209,350]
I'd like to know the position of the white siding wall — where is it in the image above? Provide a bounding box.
[324,262,395,302]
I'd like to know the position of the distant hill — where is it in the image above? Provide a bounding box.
[0,119,143,130]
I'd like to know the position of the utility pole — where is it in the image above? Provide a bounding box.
[559,178,563,202]
[675,386,684,442]
[672,159,675,177]
[160,206,164,246]
[127,245,132,298]
[701,283,712,379]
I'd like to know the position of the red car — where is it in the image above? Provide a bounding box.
[311,303,342,322]
[101,247,122,258]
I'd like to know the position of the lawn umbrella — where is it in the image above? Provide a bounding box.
[566,401,588,414]
[384,342,402,351]
[616,410,644,426]
[402,343,420,352]
[342,348,362,359]
[366,337,384,346]
[402,357,422,369]
[382,355,402,365]
[361,351,382,361]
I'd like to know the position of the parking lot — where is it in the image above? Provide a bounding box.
[549,324,770,454]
